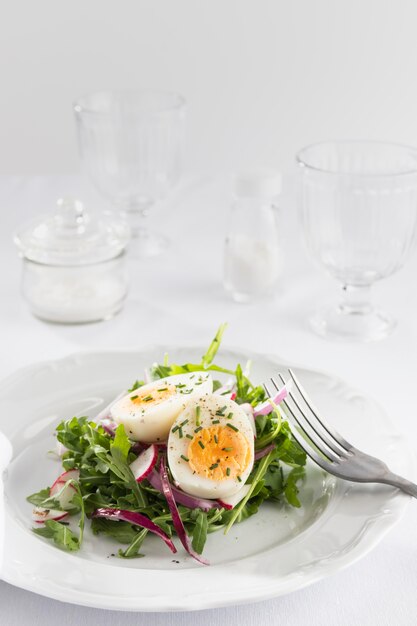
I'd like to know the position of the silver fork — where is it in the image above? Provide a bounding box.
[264,369,417,498]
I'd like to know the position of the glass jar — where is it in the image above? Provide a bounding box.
[14,198,130,323]
[223,171,282,303]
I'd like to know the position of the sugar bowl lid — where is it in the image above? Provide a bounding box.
[14,198,130,265]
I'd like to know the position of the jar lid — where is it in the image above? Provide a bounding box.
[14,198,130,265]
[234,170,282,199]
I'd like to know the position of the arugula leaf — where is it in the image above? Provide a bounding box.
[128,380,145,393]
[26,487,79,514]
[151,361,234,380]
[235,363,246,399]
[91,518,139,543]
[118,528,148,558]
[111,424,131,463]
[191,511,208,554]
[33,520,79,552]
[90,424,148,509]
[212,380,222,392]
[263,462,285,498]
[284,466,305,507]
[27,488,55,508]
[70,482,86,546]
[224,451,276,534]
[150,364,171,379]
[201,323,227,368]
[234,364,264,406]
[255,409,282,449]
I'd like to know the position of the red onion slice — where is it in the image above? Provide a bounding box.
[254,443,276,461]
[92,508,176,553]
[100,419,117,437]
[253,381,292,417]
[147,469,220,512]
[159,458,209,565]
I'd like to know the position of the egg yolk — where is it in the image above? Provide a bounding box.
[188,425,251,481]
[131,384,176,406]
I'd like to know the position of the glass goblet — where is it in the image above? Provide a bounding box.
[74,90,186,257]
[297,141,417,341]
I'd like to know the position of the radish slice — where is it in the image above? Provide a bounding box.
[32,507,68,523]
[129,445,158,482]
[50,481,76,509]
[50,469,80,492]
[217,485,251,510]
[50,469,80,509]
[159,457,209,565]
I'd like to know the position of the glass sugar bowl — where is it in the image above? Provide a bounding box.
[14,198,130,323]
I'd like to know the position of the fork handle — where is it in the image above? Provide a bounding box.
[377,473,417,499]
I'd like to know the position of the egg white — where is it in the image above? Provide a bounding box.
[167,394,255,499]
[110,372,213,443]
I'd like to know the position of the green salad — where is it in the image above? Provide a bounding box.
[27,324,306,564]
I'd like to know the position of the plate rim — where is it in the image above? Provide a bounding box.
[0,346,413,611]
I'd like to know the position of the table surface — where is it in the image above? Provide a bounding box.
[1,175,417,626]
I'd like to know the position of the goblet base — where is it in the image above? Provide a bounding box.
[310,305,396,342]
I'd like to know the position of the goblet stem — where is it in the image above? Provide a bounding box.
[123,202,152,239]
[119,200,170,258]
[339,284,373,315]
[310,282,396,342]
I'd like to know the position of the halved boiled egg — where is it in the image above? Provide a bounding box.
[110,372,213,443]
[167,394,255,499]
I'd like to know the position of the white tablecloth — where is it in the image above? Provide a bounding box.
[1,175,417,625]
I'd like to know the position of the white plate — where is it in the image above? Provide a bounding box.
[0,347,412,611]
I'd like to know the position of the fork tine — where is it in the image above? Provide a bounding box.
[273,374,348,459]
[263,383,271,395]
[272,382,341,464]
[278,401,335,471]
[271,374,346,462]
[264,382,334,470]
[288,368,352,452]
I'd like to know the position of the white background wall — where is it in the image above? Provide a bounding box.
[1,0,417,175]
